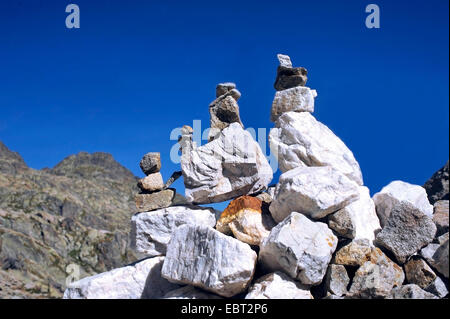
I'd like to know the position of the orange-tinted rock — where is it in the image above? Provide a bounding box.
[216,196,263,234]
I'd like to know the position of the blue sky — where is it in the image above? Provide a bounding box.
[0,0,448,209]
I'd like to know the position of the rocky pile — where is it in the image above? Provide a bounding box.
[64,54,449,299]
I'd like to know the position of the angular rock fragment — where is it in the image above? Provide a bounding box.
[277,54,293,68]
[269,112,363,185]
[259,212,338,285]
[270,86,316,122]
[245,272,313,299]
[437,232,449,245]
[325,264,349,297]
[181,123,273,204]
[64,257,177,299]
[274,66,308,91]
[404,257,437,289]
[131,205,217,256]
[375,201,436,264]
[216,196,274,245]
[373,180,433,227]
[163,286,222,299]
[423,160,449,205]
[163,171,182,190]
[209,87,243,131]
[387,284,437,299]
[269,166,360,222]
[348,248,405,298]
[424,277,449,298]
[138,172,164,192]
[161,225,257,297]
[140,152,161,175]
[216,83,240,100]
[328,186,381,241]
[134,189,175,212]
[420,240,449,278]
[334,239,373,267]
[433,200,449,236]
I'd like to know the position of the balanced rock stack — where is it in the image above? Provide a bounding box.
[64,54,449,299]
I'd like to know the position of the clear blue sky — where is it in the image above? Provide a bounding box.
[0,0,448,206]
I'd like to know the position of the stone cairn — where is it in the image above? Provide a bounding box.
[64,54,449,299]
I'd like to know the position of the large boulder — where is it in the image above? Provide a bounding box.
[325,264,350,297]
[269,112,363,185]
[375,201,436,264]
[433,200,449,236]
[181,122,273,204]
[259,212,338,285]
[63,257,178,299]
[328,186,381,241]
[270,86,316,122]
[404,257,437,289]
[373,180,433,227]
[161,225,257,297]
[131,205,217,256]
[245,272,313,299]
[420,240,449,278]
[269,166,360,222]
[423,161,449,205]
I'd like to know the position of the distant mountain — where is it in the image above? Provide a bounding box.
[0,141,140,298]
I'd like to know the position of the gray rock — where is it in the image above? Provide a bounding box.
[137,172,164,192]
[328,209,355,239]
[348,247,405,298]
[421,240,448,278]
[181,122,273,204]
[245,272,313,299]
[269,166,360,222]
[433,200,449,236]
[269,112,363,185]
[131,205,217,256]
[423,161,449,205]
[325,264,349,297]
[404,257,436,289]
[161,225,257,297]
[163,171,182,189]
[163,286,222,299]
[424,277,449,298]
[437,232,449,245]
[387,284,438,299]
[270,86,316,122]
[64,257,178,299]
[209,91,243,131]
[134,189,175,212]
[139,152,161,175]
[259,212,338,285]
[373,180,433,227]
[375,201,436,264]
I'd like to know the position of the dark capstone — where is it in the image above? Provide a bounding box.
[424,161,449,205]
[139,152,161,175]
[274,66,308,91]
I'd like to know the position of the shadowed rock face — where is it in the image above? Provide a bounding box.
[424,161,449,205]
[0,141,140,298]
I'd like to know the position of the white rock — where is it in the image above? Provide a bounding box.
[270,86,315,122]
[161,224,257,297]
[269,112,363,185]
[163,286,222,299]
[373,180,433,227]
[131,205,217,257]
[245,272,313,299]
[329,186,381,242]
[259,212,338,285]
[269,166,360,222]
[277,54,293,67]
[63,257,178,299]
[181,123,273,204]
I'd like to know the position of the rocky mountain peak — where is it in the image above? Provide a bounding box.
[0,141,28,175]
[50,151,137,183]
